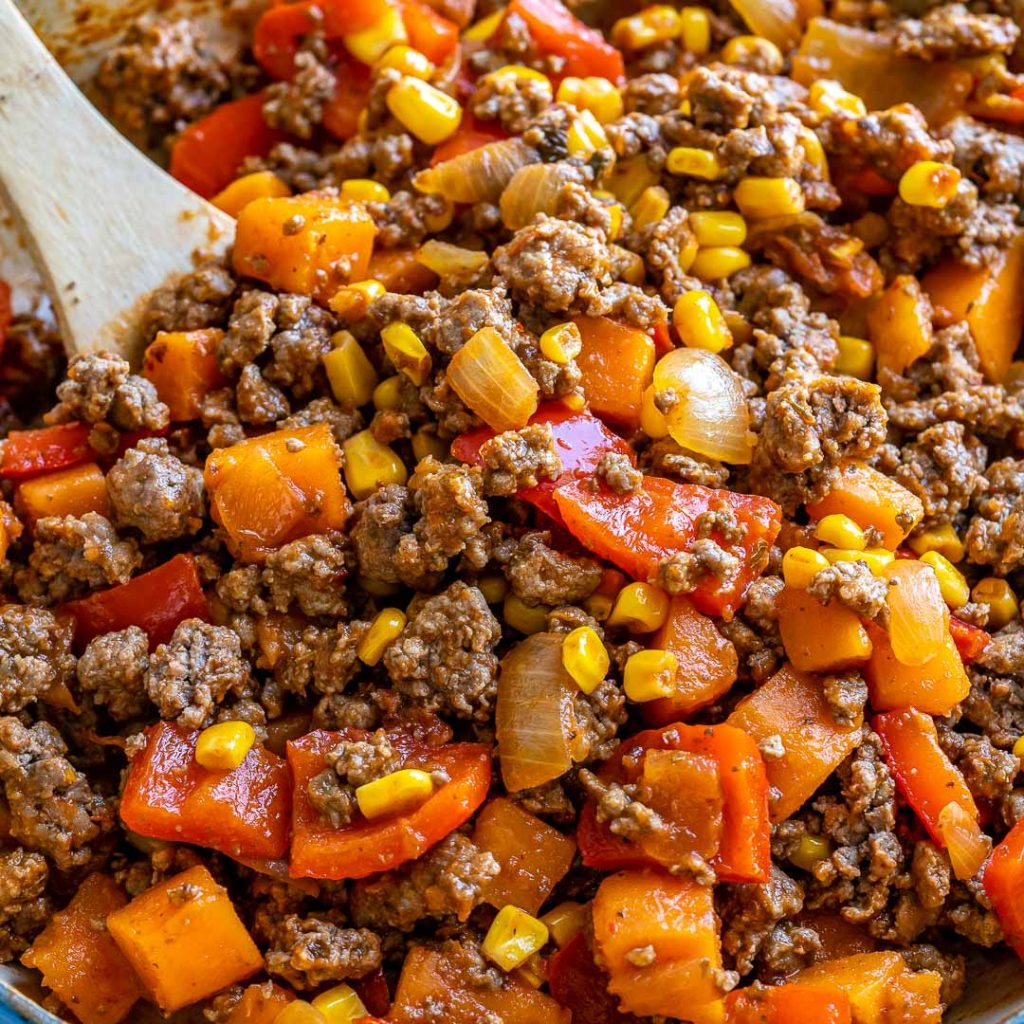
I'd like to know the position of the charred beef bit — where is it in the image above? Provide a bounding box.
[807,560,890,620]
[895,4,1019,59]
[383,581,501,722]
[145,619,250,729]
[77,626,150,722]
[262,533,348,618]
[477,422,562,496]
[0,847,50,963]
[48,351,169,432]
[349,484,419,588]
[236,365,291,425]
[143,262,236,339]
[505,532,602,607]
[941,115,1024,202]
[0,606,75,714]
[16,513,142,606]
[966,458,1024,575]
[470,71,554,134]
[265,914,382,989]
[350,832,499,931]
[307,729,400,828]
[262,50,336,140]
[595,451,642,494]
[106,437,205,542]
[0,717,109,871]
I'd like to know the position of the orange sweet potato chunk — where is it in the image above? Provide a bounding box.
[777,586,872,673]
[574,315,656,429]
[15,463,109,525]
[143,328,227,422]
[223,983,295,1024]
[867,274,932,376]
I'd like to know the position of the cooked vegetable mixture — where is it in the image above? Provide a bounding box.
[7,0,1024,1019]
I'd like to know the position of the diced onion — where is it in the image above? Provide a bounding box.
[885,559,948,667]
[500,162,576,230]
[729,0,801,50]
[652,348,754,464]
[937,801,990,881]
[414,138,539,204]
[416,240,490,278]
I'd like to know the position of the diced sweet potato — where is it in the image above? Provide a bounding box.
[223,983,295,1024]
[106,864,263,1012]
[143,329,227,422]
[726,984,852,1024]
[15,463,108,525]
[777,586,872,673]
[368,247,439,294]
[573,315,656,429]
[867,274,933,376]
[212,170,291,218]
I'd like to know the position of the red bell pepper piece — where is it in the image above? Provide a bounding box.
[400,0,459,64]
[725,984,852,1024]
[353,970,392,1018]
[506,0,624,81]
[429,113,509,166]
[170,93,287,199]
[577,724,771,884]
[949,615,990,664]
[549,934,641,1024]
[0,422,93,480]
[322,58,373,140]
[120,722,292,859]
[553,477,781,618]
[984,816,1024,959]
[63,553,210,650]
[288,729,491,879]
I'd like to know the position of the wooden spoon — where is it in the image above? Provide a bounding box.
[0,0,235,360]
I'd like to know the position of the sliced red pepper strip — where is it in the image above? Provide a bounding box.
[949,615,990,664]
[322,58,373,141]
[548,934,641,1024]
[120,722,292,860]
[400,0,459,64]
[63,553,210,650]
[0,422,93,480]
[506,0,624,81]
[288,729,491,880]
[353,969,392,1018]
[252,0,322,79]
[553,477,781,618]
[985,816,1024,959]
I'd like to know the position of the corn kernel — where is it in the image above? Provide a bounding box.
[722,34,783,73]
[799,126,829,179]
[323,331,379,408]
[381,322,432,386]
[899,160,961,209]
[782,546,830,589]
[541,902,586,948]
[483,906,549,971]
[343,429,408,499]
[329,279,386,321]
[483,63,552,87]
[462,8,505,40]
[640,384,670,439]
[607,154,659,208]
[666,146,721,180]
[583,568,626,621]
[678,97,692,116]
[504,593,550,634]
[920,551,970,609]
[373,374,405,410]
[607,582,670,633]
[689,211,747,247]
[813,513,866,551]
[612,5,682,49]
[356,768,436,820]
[821,546,894,575]
[195,721,256,772]
[377,44,434,80]
[723,309,752,346]
[479,574,509,604]
[672,289,733,353]
[690,246,751,280]
[631,185,671,229]
[410,430,445,466]
[1013,735,1024,759]
[515,951,547,989]
[561,390,587,413]
[340,178,391,204]
[562,626,610,694]
[556,76,623,124]
[908,523,965,562]
[734,177,806,219]
[539,322,583,365]
[835,335,875,379]
[359,575,401,597]
[566,109,609,158]
[680,7,711,54]
[344,4,407,64]
[973,577,1018,629]
[211,170,290,217]
[809,79,866,118]
[422,197,455,234]
[312,983,368,1024]
[357,608,407,666]
[275,1002,327,1024]
[416,239,489,277]
[606,202,625,241]
[789,834,831,872]
[624,648,678,702]
[387,77,462,145]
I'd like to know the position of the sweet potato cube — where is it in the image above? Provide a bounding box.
[22,874,141,1024]
[368,246,438,294]
[573,315,655,429]
[106,864,263,1012]
[223,983,295,1023]
[778,586,872,673]
[867,274,932,376]
[143,329,226,422]
[15,463,108,525]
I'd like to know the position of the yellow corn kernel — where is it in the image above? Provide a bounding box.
[799,126,829,179]
[323,332,379,409]
[562,626,610,695]
[194,721,256,772]
[412,427,447,463]
[722,34,783,73]
[422,197,455,234]
[381,322,432,386]
[483,63,552,87]
[666,146,721,180]
[377,44,434,80]
[640,384,670,439]
[275,1002,327,1024]
[583,569,627,623]
[690,246,751,280]
[734,177,805,219]
[561,391,587,413]
[813,513,866,551]
[835,335,875,379]
[373,374,405,411]
[672,289,733,353]
[556,76,624,124]
[387,77,462,145]
[329,279,386,321]
[782,545,831,589]
[482,906,550,971]
[789,834,832,872]
[821,546,894,575]
[605,202,625,241]
[631,185,671,229]
[341,178,391,204]
[1013,735,1024,759]
[211,170,290,218]
[479,574,509,604]
[898,160,962,209]
[612,5,682,49]
[809,79,867,118]
[515,951,547,989]
[344,4,408,64]
[973,577,1018,629]
[607,154,659,208]
[678,97,692,116]
[920,551,970,609]
[624,648,678,703]
[908,522,965,562]
[539,322,583,365]
[343,429,408,500]
[462,7,505,40]
[607,582,670,633]
[566,108,609,158]
[689,211,747,248]
[680,7,711,54]
[312,983,368,1024]
[504,593,550,635]
[416,239,489,277]
[356,768,436,820]
[357,608,408,666]
[359,575,401,597]
[541,902,586,948]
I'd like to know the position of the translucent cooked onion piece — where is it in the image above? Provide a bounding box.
[937,801,991,881]
[729,0,801,50]
[496,632,586,792]
[652,348,754,464]
[413,138,539,204]
[416,240,489,278]
[885,559,948,667]
[500,162,574,230]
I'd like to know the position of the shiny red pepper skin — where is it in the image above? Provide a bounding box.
[949,615,990,664]
[506,0,625,81]
[1,422,94,480]
[548,934,641,1024]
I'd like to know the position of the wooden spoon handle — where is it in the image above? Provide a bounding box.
[0,0,234,360]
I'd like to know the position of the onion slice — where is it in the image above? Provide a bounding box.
[414,137,539,205]
[500,162,578,230]
[937,801,991,881]
[884,559,948,667]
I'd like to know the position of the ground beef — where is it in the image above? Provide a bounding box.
[383,582,501,722]
[941,115,1024,202]
[658,538,742,598]
[505,532,602,607]
[477,422,562,496]
[145,619,250,729]
[143,262,236,338]
[963,664,1024,750]
[807,560,890,620]
[471,72,553,134]
[0,606,75,714]
[262,50,335,140]
[262,533,348,617]
[939,729,1018,810]
[966,458,1024,574]
[236,364,291,424]
[350,833,499,931]
[895,5,1019,60]
[573,679,627,763]
[595,451,643,493]
[687,64,807,132]
[902,945,967,1007]
[106,437,204,542]
[265,914,382,989]
[16,513,142,606]
[0,848,50,963]
[0,717,109,870]
[349,485,418,587]
[622,73,681,115]
[279,397,363,446]
[273,619,369,701]
[307,730,399,828]
[77,626,150,722]
[643,438,730,487]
